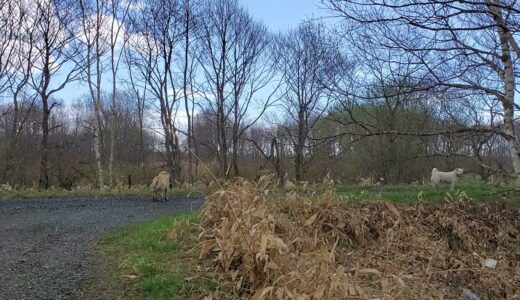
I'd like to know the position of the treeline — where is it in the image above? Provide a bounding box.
[0,0,519,188]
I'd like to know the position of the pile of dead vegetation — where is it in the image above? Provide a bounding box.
[198,176,520,299]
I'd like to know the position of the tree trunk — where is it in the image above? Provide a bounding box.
[160,100,181,185]
[220,112,228,178]
[108,70,117,187]
[271,137,283,181]
[183,4,193,183]
[295,110,306,181]
[138,98,146,179]
[4,97,19,182]
[40,95,50,189]
[294,144,303,181]
[39,52,52,189]
[172,128,181,183]
[108,106,115,187]
[218,33,228,178]
[93,100,104,189]
[490,2,520,180]
[232,127,239,177]
[93,0,104,189]
[502,104,520,177]
[163,121,174,173]
[217,90,228,178]
[108,74,116,187]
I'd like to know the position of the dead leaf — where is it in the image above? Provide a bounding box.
[257,286,274,299]
[200,240,216,255]
[121,274,139,280]
[313,284,326,299]
[231,269,239,281]
[305,213,319,226]
[168,228,177,240]
[264,261,279,270]
[357,268,382,278]
[260,233,268,253]
[385,202,400,219]
[185,275,199,281]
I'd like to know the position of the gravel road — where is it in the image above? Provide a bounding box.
[0,196,204,300]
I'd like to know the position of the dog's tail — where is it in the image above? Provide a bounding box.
[150,177,159,190]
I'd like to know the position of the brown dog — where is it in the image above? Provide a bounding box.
[150,171,170,202]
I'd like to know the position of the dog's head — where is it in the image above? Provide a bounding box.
[455,168,464,177]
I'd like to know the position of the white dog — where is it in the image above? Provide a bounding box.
[431,168,464,189]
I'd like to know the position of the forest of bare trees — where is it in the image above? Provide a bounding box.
[1,0,519,189]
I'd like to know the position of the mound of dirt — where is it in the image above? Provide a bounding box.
[198,177,520,299]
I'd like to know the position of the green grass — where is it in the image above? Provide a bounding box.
[96,212,229,300]
[0,185,207,200]
[336,180,520,203]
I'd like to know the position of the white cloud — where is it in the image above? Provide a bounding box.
[76,13,127,51]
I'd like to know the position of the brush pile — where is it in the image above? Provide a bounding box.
[198,176,520,299]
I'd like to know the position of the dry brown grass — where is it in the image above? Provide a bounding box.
[198,176,520,299]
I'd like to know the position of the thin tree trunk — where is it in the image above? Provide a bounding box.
[294,144,303,181]
[219,104,228,177]
[183,7,193,183]
[218,33,228,178]
[108,68,116,187]
[138,96,146,179]
[93,0,104,189]
[108,0,127,187]
[232,91,239,176]
[232,133,239,176]
[490,2,520,180]
[189,78,199,178]
[295,110,305,181]
[271,137,283,181]
[40,94,50,189]
[4,97,19,181]
[39,50,52,189]
[93,101,104,188]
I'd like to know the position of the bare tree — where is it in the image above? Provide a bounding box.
[78,0,109,189]
[0,0,17,96]
[276,21,345,181]
[1,0,37,182]
[228,11,277,177]
[127,0,184,182]
[180,0,201,183]
[107,0,130,187]
[29,0,82,189]
[196,0,276,178]
[323,0,520,181]
[196,0,235,178]
[124,40,149,179]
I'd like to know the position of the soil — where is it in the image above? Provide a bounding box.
[0,196,204,299]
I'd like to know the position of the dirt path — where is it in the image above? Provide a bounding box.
[0,197,204,299]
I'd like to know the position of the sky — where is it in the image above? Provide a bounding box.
[240,0,325,31]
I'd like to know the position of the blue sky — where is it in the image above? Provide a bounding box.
[241,0,324,31]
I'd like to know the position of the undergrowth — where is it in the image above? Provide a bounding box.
[198,175,520,299]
